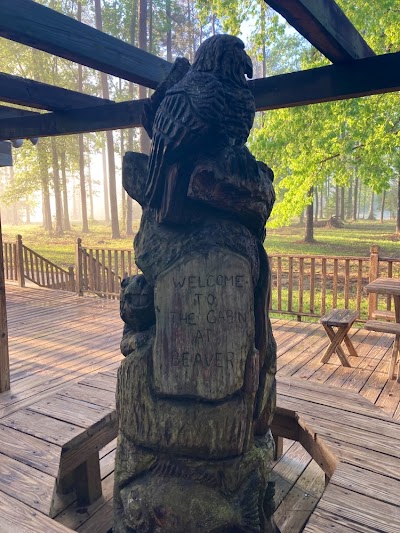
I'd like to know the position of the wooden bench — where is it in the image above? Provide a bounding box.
[1,368,399,532]
[0,371,118,521]
[273,376,400,532]
[365,319,400,381]
[320,309,358,366]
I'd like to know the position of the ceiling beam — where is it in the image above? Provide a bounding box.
[0,72,111,111]
[0,0,171,90]
[0,105,39,119]
[266,0,375,62]
[250,51,400,110]
[0,52,399,141]
[0,100,145,141]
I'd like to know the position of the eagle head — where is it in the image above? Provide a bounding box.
[192,34,253,86]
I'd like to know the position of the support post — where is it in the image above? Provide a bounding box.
[0,217,10,392]
[15,234,25,287]
[68,266,75,292]
[369,245,380,318]
[75,238,83,296]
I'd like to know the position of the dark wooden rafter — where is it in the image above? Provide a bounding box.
[250,51,400,110]
[0,0,171,90]
[0,105,39,119]
[266,0,375,62]
[1,51,399,141]
[0,72,111,111]
[0,100,145,140]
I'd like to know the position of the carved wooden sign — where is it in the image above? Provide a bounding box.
[152,249,254,400]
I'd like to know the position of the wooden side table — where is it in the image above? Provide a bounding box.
[320,309,358,366]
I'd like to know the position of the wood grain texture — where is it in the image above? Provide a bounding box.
[0,489,73,532]
[265,0,374,63]
[0,71,111,111]
[0,0,171,89]
[153,250,254,399]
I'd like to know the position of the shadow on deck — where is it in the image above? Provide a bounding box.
[0,284,399,532]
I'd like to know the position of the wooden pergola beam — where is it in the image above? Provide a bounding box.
[0,72,111,111]
[250,51,400,111]
[266,0,375,62]
[0,105,39,119]
[0,51,398,141]
[0,0,171,90]
[0,99,145,140]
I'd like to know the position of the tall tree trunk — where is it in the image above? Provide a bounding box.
[87,157,95,221]
[380,190,386,223]
[126,6,137,236]
[95,0,120,238]
[314,186,318,222]
[120,130,126,230]
[353,176,359,220]
[346,179,353,220]
[340,186,345,220]
[166,0,172,61]
[38,144,52,231]
[77,2,89,233]
[78,134,89,232]
[261,4,267,77]
[397,175,400,233]
[138,0,151,154]
[26,204,30,224]
[51,138,64,235]
[60,149,71,231]
[102,143,110,223]
[9,167,18,225]
[149,0,153,54]
[187,0,195,62]
[367,190,375,220]
[304,187,315,243]
[335,184,340,218]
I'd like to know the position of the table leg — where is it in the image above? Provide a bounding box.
[343,332,358,357]
[320,324,351,366]
[74,452,102,507]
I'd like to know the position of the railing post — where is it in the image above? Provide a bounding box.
[68,266,75,292]
[15,234,25,287]
[75,238,83,296]
[368,245,380,318]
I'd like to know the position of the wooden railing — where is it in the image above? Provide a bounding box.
[3,235,74,291]
[268,245,400,321]
[3,236,399,320]
[75,239,139,298]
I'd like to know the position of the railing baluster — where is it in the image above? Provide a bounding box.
[344,259,350,308]
[310,258,315,315]
[298,257,304,315]
[333,258,338,308]
[321,258,327,316]
[288,257,293,312]
[277,256,282,312]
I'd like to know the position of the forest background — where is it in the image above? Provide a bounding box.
[1,0,399,252]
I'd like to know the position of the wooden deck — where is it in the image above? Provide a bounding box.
[0,284,399,532]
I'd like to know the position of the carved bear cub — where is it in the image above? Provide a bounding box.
[120,275,155,356]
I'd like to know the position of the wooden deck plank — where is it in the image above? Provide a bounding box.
[0,424,61,476]
[0,452,56,515]
[0,409,83,445]
[0,489,73,533]
[331,462,400,507]
[318,483,400,532]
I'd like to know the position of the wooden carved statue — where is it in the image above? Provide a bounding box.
[114,34,277,533]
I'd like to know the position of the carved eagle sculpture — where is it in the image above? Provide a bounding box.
[144,35,255,224]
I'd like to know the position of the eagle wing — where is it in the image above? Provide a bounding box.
[145,72,225,208]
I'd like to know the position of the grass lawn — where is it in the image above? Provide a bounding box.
[2,219,399,268]
[266,220,399,258]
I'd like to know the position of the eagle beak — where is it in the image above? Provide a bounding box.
[245,54,253,79]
